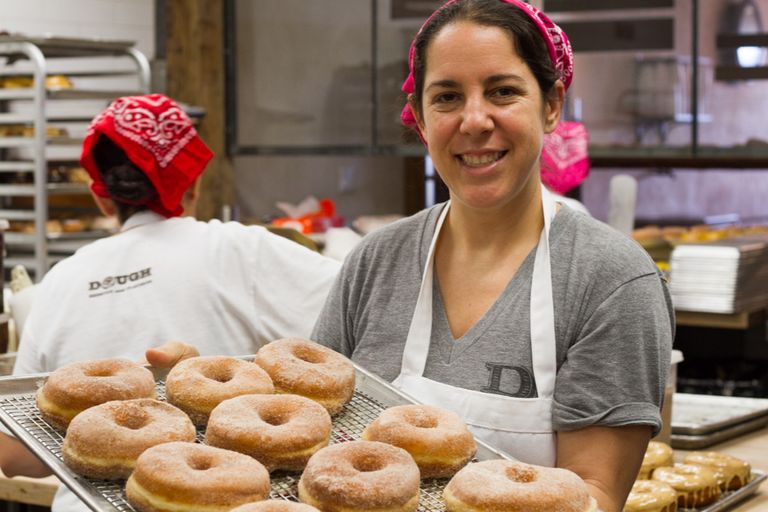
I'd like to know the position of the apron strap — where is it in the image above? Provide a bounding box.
[530,186,557,397]
[399,202,451,377]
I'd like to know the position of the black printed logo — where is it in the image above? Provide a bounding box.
[481,363,536,398]
[88,268,152,297]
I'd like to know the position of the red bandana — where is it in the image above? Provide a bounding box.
[80,94,213,218]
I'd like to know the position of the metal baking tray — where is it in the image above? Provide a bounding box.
[672,393,768,436]
[0,362,510,512]
[679,470,767,512]
[671,414,768,450]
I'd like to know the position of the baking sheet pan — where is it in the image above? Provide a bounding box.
[0,362,508,512]
[672,393,768,436]
[680,470,767,512]
[671,414,768,450]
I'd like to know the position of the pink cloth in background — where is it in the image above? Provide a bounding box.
[540,121,590,195]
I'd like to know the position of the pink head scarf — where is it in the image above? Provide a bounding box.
[81,94,213,218]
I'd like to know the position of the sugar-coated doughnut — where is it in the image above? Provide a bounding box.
[37,358,156,429]
[683,451,751,491]
[231,500,320,512]
[638,441,674,480]
[652,463,721,508]
[255,338,355,415]
[165,356,274,426]
[298,440,420,512]
[126,442,270,512]
[624,480,678,512]
[206,393,332,472]
[62,398,195,479]
[362,404,476,478]
[443,459,597,512]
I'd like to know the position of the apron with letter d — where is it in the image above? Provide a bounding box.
[392,186,558,466]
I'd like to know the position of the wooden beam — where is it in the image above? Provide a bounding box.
[166,0,233,220]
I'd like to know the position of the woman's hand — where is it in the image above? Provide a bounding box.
[0,433,52,478]
[144,341,199,369]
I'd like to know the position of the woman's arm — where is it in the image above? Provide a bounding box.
[0,433,52,478]
[558,425,651,512]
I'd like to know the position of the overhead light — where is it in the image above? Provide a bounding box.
[735,0,766,67]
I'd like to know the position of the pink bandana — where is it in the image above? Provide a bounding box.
[400,0,574,140]
[80,94,213,218]
[540,121,589,194]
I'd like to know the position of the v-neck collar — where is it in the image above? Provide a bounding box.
[433,247,536,360]
[428,204,575,361]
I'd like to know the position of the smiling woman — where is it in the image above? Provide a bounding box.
[311,2,674,512]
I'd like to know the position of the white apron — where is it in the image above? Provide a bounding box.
[392,186,558,466]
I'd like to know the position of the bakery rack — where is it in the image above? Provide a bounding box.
[0,35,150,279]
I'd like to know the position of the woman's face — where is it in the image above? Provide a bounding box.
[414,21,563,212]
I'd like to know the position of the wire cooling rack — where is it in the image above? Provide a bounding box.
[0,364,497,511]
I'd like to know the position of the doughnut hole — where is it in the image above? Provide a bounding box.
[506,465,537,483]
[112,406,150,430]
[84,364,116,377]
[202,364,235,383]
[403,408,438,429]
[352,453,386,473]
[259,408,290,426]
[187,454,215,471]
[291,345,326,365]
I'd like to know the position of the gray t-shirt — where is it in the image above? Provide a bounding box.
[312,204,674,434]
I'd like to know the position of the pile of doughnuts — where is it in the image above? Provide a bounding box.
[625,440,752,511]
[32,339,361,510]
[32,340,603,512]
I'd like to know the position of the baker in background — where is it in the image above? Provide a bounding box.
[0,94,340,512]
[311,1,673,511]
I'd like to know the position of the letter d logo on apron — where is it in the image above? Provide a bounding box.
[393,186,558,466]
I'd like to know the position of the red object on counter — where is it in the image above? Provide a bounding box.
[271,198,344,234]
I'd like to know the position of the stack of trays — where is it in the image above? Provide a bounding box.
[671,393,768,449]
[670,234,768,313]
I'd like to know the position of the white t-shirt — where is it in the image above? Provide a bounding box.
[13,211,341,512]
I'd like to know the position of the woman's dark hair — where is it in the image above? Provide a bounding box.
[92,135,158,223]
[410,0,559,119]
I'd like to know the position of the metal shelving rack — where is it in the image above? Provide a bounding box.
[0,36,150,279]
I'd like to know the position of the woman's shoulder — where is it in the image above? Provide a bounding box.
[554,206,659,278]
